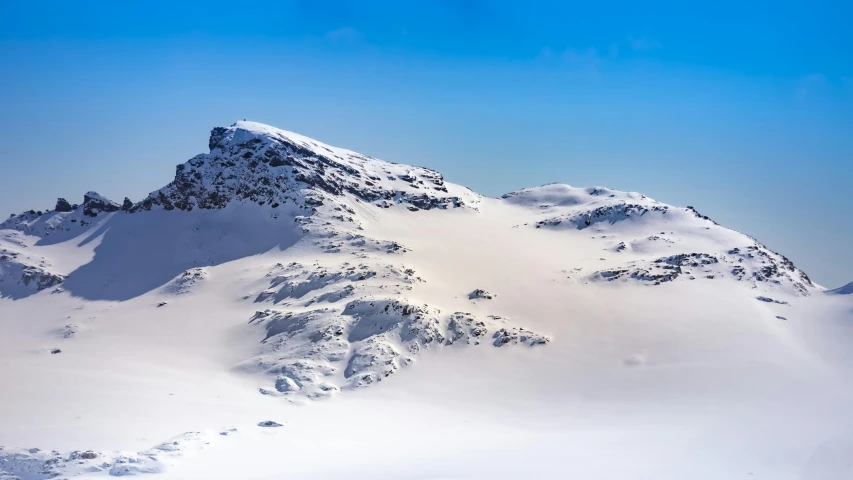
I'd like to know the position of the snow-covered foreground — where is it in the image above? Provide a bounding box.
[1,121,851,479]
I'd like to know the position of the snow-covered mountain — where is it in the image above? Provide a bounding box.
[827,281,853,295]
[1,121,851,480]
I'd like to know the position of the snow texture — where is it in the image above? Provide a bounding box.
[1,121,850,480]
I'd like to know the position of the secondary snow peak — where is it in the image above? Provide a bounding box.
[827,281,853,295]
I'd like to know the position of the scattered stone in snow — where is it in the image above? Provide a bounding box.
[776,316,788,320]
[257,420,283,427]
[60,324,79,339]
[492,327,550,347]
[469,289,496,300]
[50,348,61,354]
[156,302,168,308]
[69,450,98,460]
[756,296,789,305]
[162,267,208,295]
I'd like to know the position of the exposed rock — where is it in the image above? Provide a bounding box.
[161,268,208,295]
[686,206,718,224]
[591,243,814,296]
[469,289,496,300]
[55,198,75,212]
[257,420,283,427]
[756,296,789,305]
[0,249,65,298]
[82,192,120,217]
[536,202,669,230]
[129,121,472,214]
[240,295,549,398]
[69,450,98,460]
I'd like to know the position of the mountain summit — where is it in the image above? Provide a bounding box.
[133,120,471,213]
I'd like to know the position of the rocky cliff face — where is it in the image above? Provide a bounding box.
[131,121,472,213]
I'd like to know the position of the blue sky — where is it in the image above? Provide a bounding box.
[1,0,851,287]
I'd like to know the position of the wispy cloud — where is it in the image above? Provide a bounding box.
[538,42,626,77]
[538,36,660,76]
[537,45,605,76]
[796,73,827,100]
[324,27,363,44]
[627,36,662,51]
[563,46,604,67]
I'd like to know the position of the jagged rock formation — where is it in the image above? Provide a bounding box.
[1,191,122,237]
[131,122,473,214]
[54,198,76,213]
[590,244,814,295]
[82,191,120,217]
[536,203,671,230]
[239,258,547,399]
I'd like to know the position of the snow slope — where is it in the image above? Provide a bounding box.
[1,121,851,480]
[827,281,853,295]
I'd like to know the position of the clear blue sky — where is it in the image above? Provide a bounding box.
[1,0,851,287]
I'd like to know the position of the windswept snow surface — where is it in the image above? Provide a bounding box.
[1,121,852,479]
[827,281,853,295]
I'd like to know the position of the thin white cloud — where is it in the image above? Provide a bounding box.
[627,36,662,51]
[324,27,363,44]
[796,73,827,100]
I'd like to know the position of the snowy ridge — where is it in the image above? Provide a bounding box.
[132,121,477,214]
[827,281,853,295]
[505,183,815,296]
[1,121,848,480]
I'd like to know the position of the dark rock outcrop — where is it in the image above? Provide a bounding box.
[130,122,466,213]
[55,198,75,213]
[82,192,120,217]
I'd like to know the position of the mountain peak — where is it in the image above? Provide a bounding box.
[208,121,356,160]
[132,121,474,213]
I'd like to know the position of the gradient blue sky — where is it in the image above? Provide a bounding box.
[1,0,851,287]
